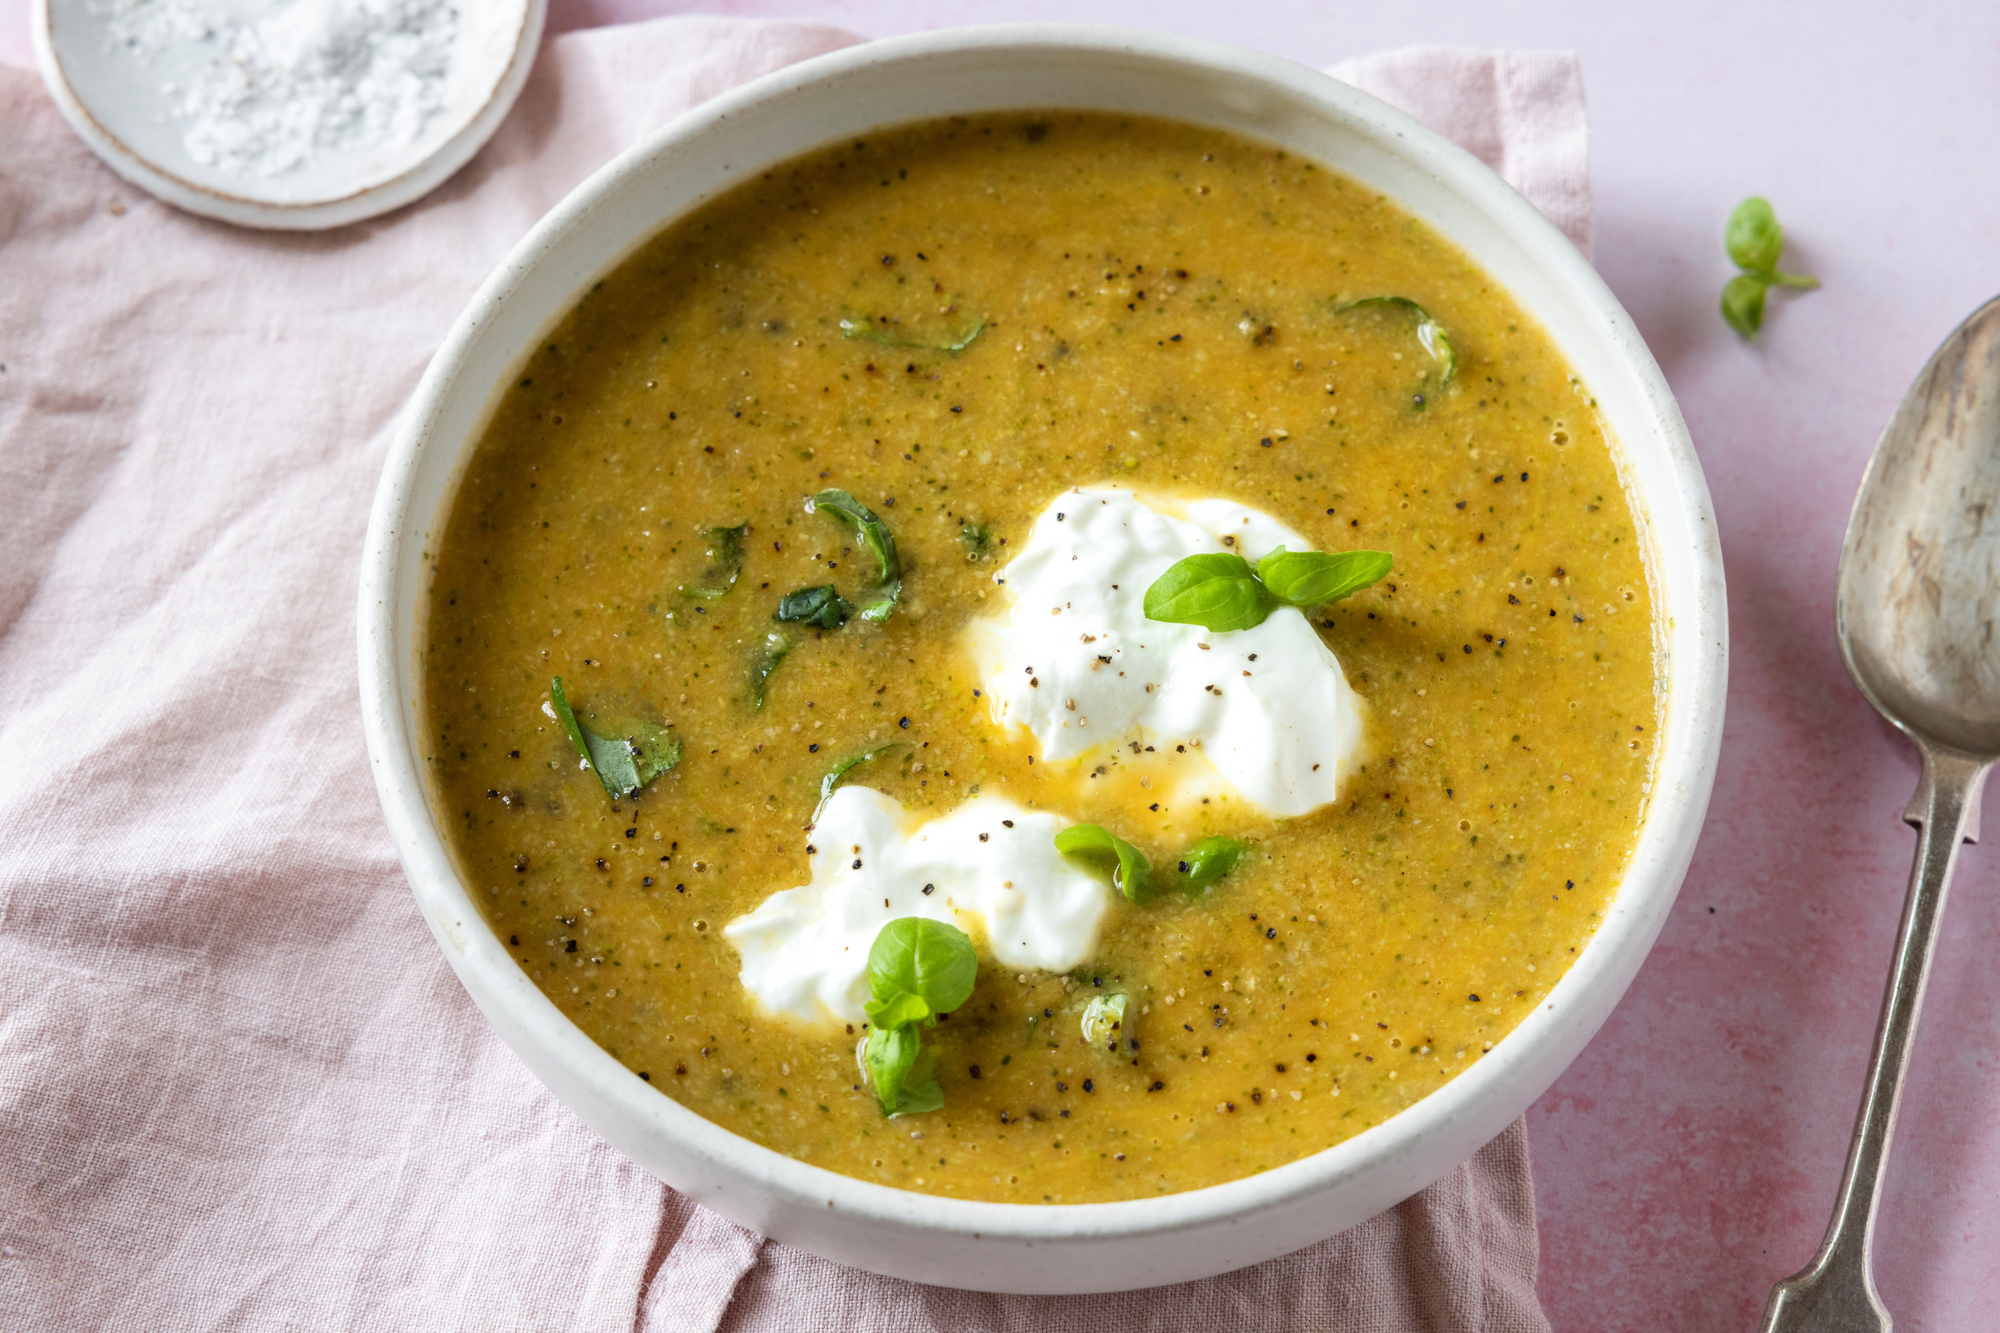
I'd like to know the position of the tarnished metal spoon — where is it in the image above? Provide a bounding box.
[1761,294,2000,1332]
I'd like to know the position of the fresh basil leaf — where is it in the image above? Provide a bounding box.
[808,489,902,622]
[1080,992,1129,1052]
[958,522,993,562]
[746,630,793,712]
[1725,197,1784,273]
[1721,273,1770,338]
[1175,836,1250,893]
[840,312,986,354]
[549,676,682,800]
[1054,823,1154,904]
[819,742,907,813]
[866,916,979,1024]
[1141,552,1270,633]
[1336,296,1456,383]
[864,990,932,1032]
[775,584,852,629]
[860,1024,925,1115]
[1255,547,1394,607]
[680,523,746,600]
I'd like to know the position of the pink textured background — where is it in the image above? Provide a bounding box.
[8,3,2000,1329]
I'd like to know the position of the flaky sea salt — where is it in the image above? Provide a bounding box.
[89,0,459,179]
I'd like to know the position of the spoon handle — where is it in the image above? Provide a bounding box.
[1759,746,1986,1333]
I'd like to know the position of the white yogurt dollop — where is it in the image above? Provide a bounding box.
[724,786,1114,1025]
[970,488,1364,817]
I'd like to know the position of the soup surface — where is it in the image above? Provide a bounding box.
[425,112,1659,1204]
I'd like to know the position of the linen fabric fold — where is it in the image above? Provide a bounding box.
[0,21,1588,1331]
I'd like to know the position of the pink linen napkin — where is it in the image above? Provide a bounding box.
[0,22,1589,1331]
[1330,47,1592,260]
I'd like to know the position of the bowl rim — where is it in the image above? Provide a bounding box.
[359,21,1725,1261]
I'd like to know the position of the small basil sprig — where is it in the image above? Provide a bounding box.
[549,676,682,800]
[858,917,978,1117]
[1142,546,1392,634]
[1055,823,1154,903]
[679,524,745,601]
[1721,198,1819,338]
[958,522,994,562]
[1057,826,1256,903]
[1064,824,1248,896]
[1337,296,1456,382]
[1174,836,1250,893]
[840,312,986,354]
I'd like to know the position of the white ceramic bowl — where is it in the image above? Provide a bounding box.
[359,25,1726,1294]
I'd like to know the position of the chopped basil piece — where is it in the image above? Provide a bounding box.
[679,523,746,600]
[746,630,793,711]
[1054,823,1154,904]
[1336,296,1456,383]
[774,584,852,629]
[1140,552,1269,633]
[958,522,994,561]
[1175,836,1250,893]
[839,312,986,353]
[818,742,907,814]
[806,489,901,622]
[1255,547,1393,607]
[549,676,682,801]
[1080,992,1130,1052]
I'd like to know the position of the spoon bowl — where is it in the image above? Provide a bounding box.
[1839,295,2000,759]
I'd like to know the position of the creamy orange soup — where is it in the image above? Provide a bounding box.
[424,112,1658,1203]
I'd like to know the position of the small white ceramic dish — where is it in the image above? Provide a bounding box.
[32,0,545,230]
[359,26,1727,1293]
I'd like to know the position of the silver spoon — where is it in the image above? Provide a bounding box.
[1760,294,2000,1332]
